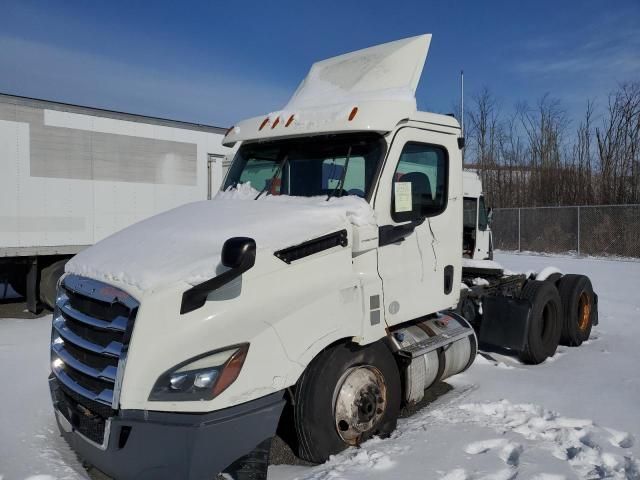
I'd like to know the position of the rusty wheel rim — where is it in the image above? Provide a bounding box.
[333,366,387,445]
[578,291,591,332]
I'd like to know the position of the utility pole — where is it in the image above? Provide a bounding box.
[460,70,464,137]
[460,70,465,164]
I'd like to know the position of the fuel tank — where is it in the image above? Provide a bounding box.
[391,312,477,404]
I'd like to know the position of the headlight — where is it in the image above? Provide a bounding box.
[149,344,249,401]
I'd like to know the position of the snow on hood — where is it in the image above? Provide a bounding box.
[66,184,375,294]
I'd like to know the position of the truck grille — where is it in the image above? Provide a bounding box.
[50,274,138,446]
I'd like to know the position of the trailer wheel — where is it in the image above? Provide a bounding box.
[6,265,27,298]
[518,280,563,364]
[39,259,67,309]
[293,341,400,463]
[558,274,594,346]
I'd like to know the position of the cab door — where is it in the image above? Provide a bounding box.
[374,127,462,327]
[474,196,492,259]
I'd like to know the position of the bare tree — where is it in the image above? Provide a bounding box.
[464,82,640,208]
[596,82,640,204]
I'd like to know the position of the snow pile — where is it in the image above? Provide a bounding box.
[215,181,261,200]
[449,400,640,479]
[472,277,491,286]
[65,186,375,293]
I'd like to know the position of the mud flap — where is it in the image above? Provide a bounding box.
[479,297,531,351]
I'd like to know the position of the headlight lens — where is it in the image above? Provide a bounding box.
[149,344,249,401]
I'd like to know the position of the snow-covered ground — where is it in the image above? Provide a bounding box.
[1,253,639,480]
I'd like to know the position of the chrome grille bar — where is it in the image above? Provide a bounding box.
[52,342,117,382]
[52,361,114,406]
[51,275,138,413]
[58,295,128,332]
[52,316,122,357]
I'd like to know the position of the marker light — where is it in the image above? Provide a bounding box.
[348,107,358,121]
[285,114,295,127]
[259,117,269,130]
[271,116,280,129]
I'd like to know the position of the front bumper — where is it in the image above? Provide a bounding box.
[49,377,285,480]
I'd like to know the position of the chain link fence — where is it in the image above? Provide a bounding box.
[492,204,640,258]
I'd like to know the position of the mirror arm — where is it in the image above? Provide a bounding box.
[180,237,256,315]
[180,265,249,315]
[379,218,425,246]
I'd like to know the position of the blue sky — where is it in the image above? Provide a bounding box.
[1,0,639,127]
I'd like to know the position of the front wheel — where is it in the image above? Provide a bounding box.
[293,341,401,463]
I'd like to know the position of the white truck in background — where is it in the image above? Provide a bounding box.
[463,170,493,260]
[0,93,231,312]
[48,36,598,480]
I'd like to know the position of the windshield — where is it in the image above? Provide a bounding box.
[223,133,385,199]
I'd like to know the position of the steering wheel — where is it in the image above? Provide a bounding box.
[347,188,365,198]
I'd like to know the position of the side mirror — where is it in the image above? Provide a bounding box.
[222,237,256,270]
[181,237,256,314]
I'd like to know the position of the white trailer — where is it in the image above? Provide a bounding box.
[47,36,598,480]
[0,93,231,310]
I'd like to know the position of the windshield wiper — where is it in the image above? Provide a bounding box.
[327,146,352,201]
[255,155,289,200]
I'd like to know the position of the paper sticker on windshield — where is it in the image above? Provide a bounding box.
[394,182,412,213]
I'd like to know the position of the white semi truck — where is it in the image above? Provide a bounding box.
[0,93,231,312]
[48,35,598,479]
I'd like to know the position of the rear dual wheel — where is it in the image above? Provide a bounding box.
[519,280,563,364]
[293,342,401,463]
[558,274,595,347]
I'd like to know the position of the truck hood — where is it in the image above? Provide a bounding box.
[65,184,375,294]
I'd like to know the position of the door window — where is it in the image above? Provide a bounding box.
[392,143,448,222]
[463,198,478,229]
[478,196,489,231]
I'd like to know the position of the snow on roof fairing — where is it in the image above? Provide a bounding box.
[223,34,432,146]
[285,34,431,111]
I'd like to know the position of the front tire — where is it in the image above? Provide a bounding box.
[293,341,401,463]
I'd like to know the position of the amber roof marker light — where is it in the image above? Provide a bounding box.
[259,117,269,131]
[285,114,295,127]
[271,117,280,129]
[348,107,358,121]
